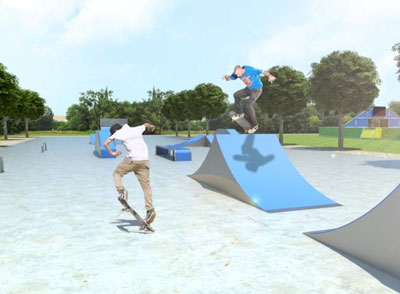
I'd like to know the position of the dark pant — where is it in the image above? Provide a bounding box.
[233,87,262,127]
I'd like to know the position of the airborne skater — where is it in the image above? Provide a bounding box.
[223,65,276,133]
[103,123,156,228]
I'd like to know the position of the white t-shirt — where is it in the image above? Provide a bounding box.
[110,124,149,161]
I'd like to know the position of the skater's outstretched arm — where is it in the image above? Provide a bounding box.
[103,138,122,157]
[144,123,155,132]
[262,70,276,83]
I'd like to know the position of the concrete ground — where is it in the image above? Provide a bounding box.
[0,135,400,294]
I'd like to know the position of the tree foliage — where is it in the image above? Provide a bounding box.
[309,50,380,149]
[393,43,400,82]
[258,65,308,144]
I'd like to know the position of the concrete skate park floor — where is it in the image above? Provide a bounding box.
[1,135,400,294]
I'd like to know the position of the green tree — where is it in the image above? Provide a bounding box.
[309,51,380,150]
[162,94,181,136]
[17,89,45,137]
[388,101,400,116]
[193,83,228,135]
[393,43,400,82]
[66,104,91,131]
[110,101,144,127]
[308,116,321,132]
[142,87,173,134]
[174,90,200,137]
[258,66,308,144]
[79,87,115,130]
[30,106,54,131]
[0,63,20,139]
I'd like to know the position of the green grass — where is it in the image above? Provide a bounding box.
[5,131,400,154]
[283,134,400,154]
[8,130,92,137]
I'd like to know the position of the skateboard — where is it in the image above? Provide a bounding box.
[230,111,251,132]
[119,198,155,232]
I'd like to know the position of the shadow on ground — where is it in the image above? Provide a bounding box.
[111,219,143,233]
[362,160,400,170]
[328,246,400,293]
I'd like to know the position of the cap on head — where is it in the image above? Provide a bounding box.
[110,123,122,135]
[234,65,242,74]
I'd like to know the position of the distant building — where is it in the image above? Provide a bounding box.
[53,115,67,122]
[345,106,400,128]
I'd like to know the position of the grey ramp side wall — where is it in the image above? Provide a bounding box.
[189,137,254,206]
[95,131,101,156]
[305,184,400,279]
[100,118,127,127]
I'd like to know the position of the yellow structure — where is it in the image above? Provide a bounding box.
[361,128,382,139]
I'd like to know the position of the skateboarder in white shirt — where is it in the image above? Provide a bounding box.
[104,123,156,224]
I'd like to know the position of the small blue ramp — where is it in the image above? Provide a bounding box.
[215,129,239,135]
[190,134,339,212]
[156,145,191,161]
[89,134,96,145]
[172,135,208,148]
[95,129,116,158]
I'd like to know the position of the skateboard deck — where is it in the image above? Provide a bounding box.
[119,198,155,232]
[230,111,251,132]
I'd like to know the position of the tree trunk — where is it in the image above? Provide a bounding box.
[206,118,209,135]
[175,120,178,136]
[25,118,29,138]
[3,116,8,140]
[187,120,191,138]
[279,114,284,145]
[338,110,344,150]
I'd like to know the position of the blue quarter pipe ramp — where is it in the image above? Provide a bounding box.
[305,184,400,279]
[95,129,116,158]
[190,134,339,212]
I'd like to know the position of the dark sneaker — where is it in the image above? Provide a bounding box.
[232,113,245,121]
[247,124,259,134]
[145,209,156,224]
[118,189,128,202]
[118,189,129,211]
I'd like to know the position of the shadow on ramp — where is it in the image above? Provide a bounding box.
[190,134,340,212]
[233,134,275,172]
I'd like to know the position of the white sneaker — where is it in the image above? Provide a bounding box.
[232,113,245,121]
[247,125,259,134]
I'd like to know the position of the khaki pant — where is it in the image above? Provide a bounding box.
[113,157,153,211]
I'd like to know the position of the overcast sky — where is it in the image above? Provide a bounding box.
[1,0,399,115]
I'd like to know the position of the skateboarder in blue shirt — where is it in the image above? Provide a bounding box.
[223,65,276,133]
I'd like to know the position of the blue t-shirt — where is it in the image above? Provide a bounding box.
[230,65,263,89]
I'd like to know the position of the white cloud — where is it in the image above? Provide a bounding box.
[249,0,400,67]
[60,0,177,44]
[0,0,80,36]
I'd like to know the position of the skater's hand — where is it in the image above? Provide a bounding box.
[144,123,155,132]
[263,71,276,83]
[222,75,230,81]
[242,76,252,86]
[268,75,276,83]
[112,151,122,157]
